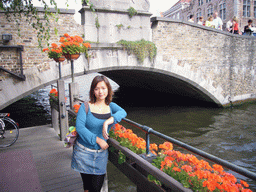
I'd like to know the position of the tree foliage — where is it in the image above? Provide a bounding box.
[0,0,91,48]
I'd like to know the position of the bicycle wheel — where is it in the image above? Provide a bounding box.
[0,117,19,148]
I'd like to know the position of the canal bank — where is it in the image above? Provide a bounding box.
[1,73,256,190]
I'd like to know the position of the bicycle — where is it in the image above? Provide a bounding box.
[0,113,19,148]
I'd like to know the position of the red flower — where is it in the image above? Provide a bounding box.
[50,88,57,94]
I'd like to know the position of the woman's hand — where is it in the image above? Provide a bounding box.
[102,117,114,140]
[102,122,109,140]
[96,137,109,150]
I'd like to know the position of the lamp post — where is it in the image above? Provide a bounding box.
[64,54,80,82]
[54,57,65,79]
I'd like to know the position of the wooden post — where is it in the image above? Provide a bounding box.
[69,82,79,109]
[57,80,69,141]
[51,107,59,135]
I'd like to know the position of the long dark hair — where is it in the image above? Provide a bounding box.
[89,75,113,105]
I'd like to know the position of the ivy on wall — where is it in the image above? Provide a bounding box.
[117,39,157,63]
[127,7,137,18]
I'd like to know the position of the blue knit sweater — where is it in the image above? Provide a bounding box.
[76,102,127,150]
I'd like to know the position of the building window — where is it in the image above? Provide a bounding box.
[199,0,203,6]
[220,2,226,20]
[197,10,202,22]
[206,0,211,2]
[243,0,251,17]
[177,12,180,19]
[207,4,213,17]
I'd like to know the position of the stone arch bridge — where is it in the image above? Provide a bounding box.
[1,2,256,110]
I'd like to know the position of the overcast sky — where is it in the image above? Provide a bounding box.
[33,0,179,22]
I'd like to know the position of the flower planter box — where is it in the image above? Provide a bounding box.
[108,138,192,192]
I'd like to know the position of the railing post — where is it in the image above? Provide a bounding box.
[57,80,69,141]
[140,126,156,161]
[51,106,59,135]
[69,82,79,110]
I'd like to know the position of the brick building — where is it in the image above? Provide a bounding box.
[163,0,256,32]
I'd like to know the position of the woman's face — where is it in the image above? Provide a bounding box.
[94,81,108,101]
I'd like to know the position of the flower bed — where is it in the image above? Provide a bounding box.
[110,124,253,192]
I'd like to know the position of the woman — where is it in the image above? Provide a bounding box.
[71,75,127,192]
[232,17,240,35]
[205,16,214,28]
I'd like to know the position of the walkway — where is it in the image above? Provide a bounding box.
[0,125,84,192]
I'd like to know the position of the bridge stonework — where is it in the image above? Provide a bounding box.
[151,18,256,106]
[1,3,256,109]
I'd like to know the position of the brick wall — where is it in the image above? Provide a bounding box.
[0,7,83,77]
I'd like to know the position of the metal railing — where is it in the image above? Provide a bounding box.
[122,118,256,181]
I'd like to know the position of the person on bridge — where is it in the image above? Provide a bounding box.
[244,19,254,36]
[213,12,223,30]
[71,75,127,192]
[188,15,194,23]
[232,17,241,35]
[205,16,214,28]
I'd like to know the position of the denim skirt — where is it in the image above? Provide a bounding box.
[71,143,108,175]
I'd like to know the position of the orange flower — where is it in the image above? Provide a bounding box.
[240,180,249,188]
[59,37,65,42]
[83,42,91,48]
[51,43,58,48]
[159,142,173,151]
[50,88,57,94]
[150,143,158,151]
[43,48,49,52]
[73,104,81,113]
[213,164,224,174]
[203,180,217,191]
[172,167,181,172]
[181,165,192,173]
[64,33,70,38]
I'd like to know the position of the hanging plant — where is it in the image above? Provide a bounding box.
[117,39,157,63]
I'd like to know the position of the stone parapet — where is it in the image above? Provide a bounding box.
[79,4,152,43]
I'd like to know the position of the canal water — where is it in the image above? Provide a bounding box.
[1,73,256,191]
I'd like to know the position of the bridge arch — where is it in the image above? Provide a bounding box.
[98,67,222,107]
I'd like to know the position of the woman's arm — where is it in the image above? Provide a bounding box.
[102,103,127,140]
[102,117,114,140]
[109,102,127,124]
